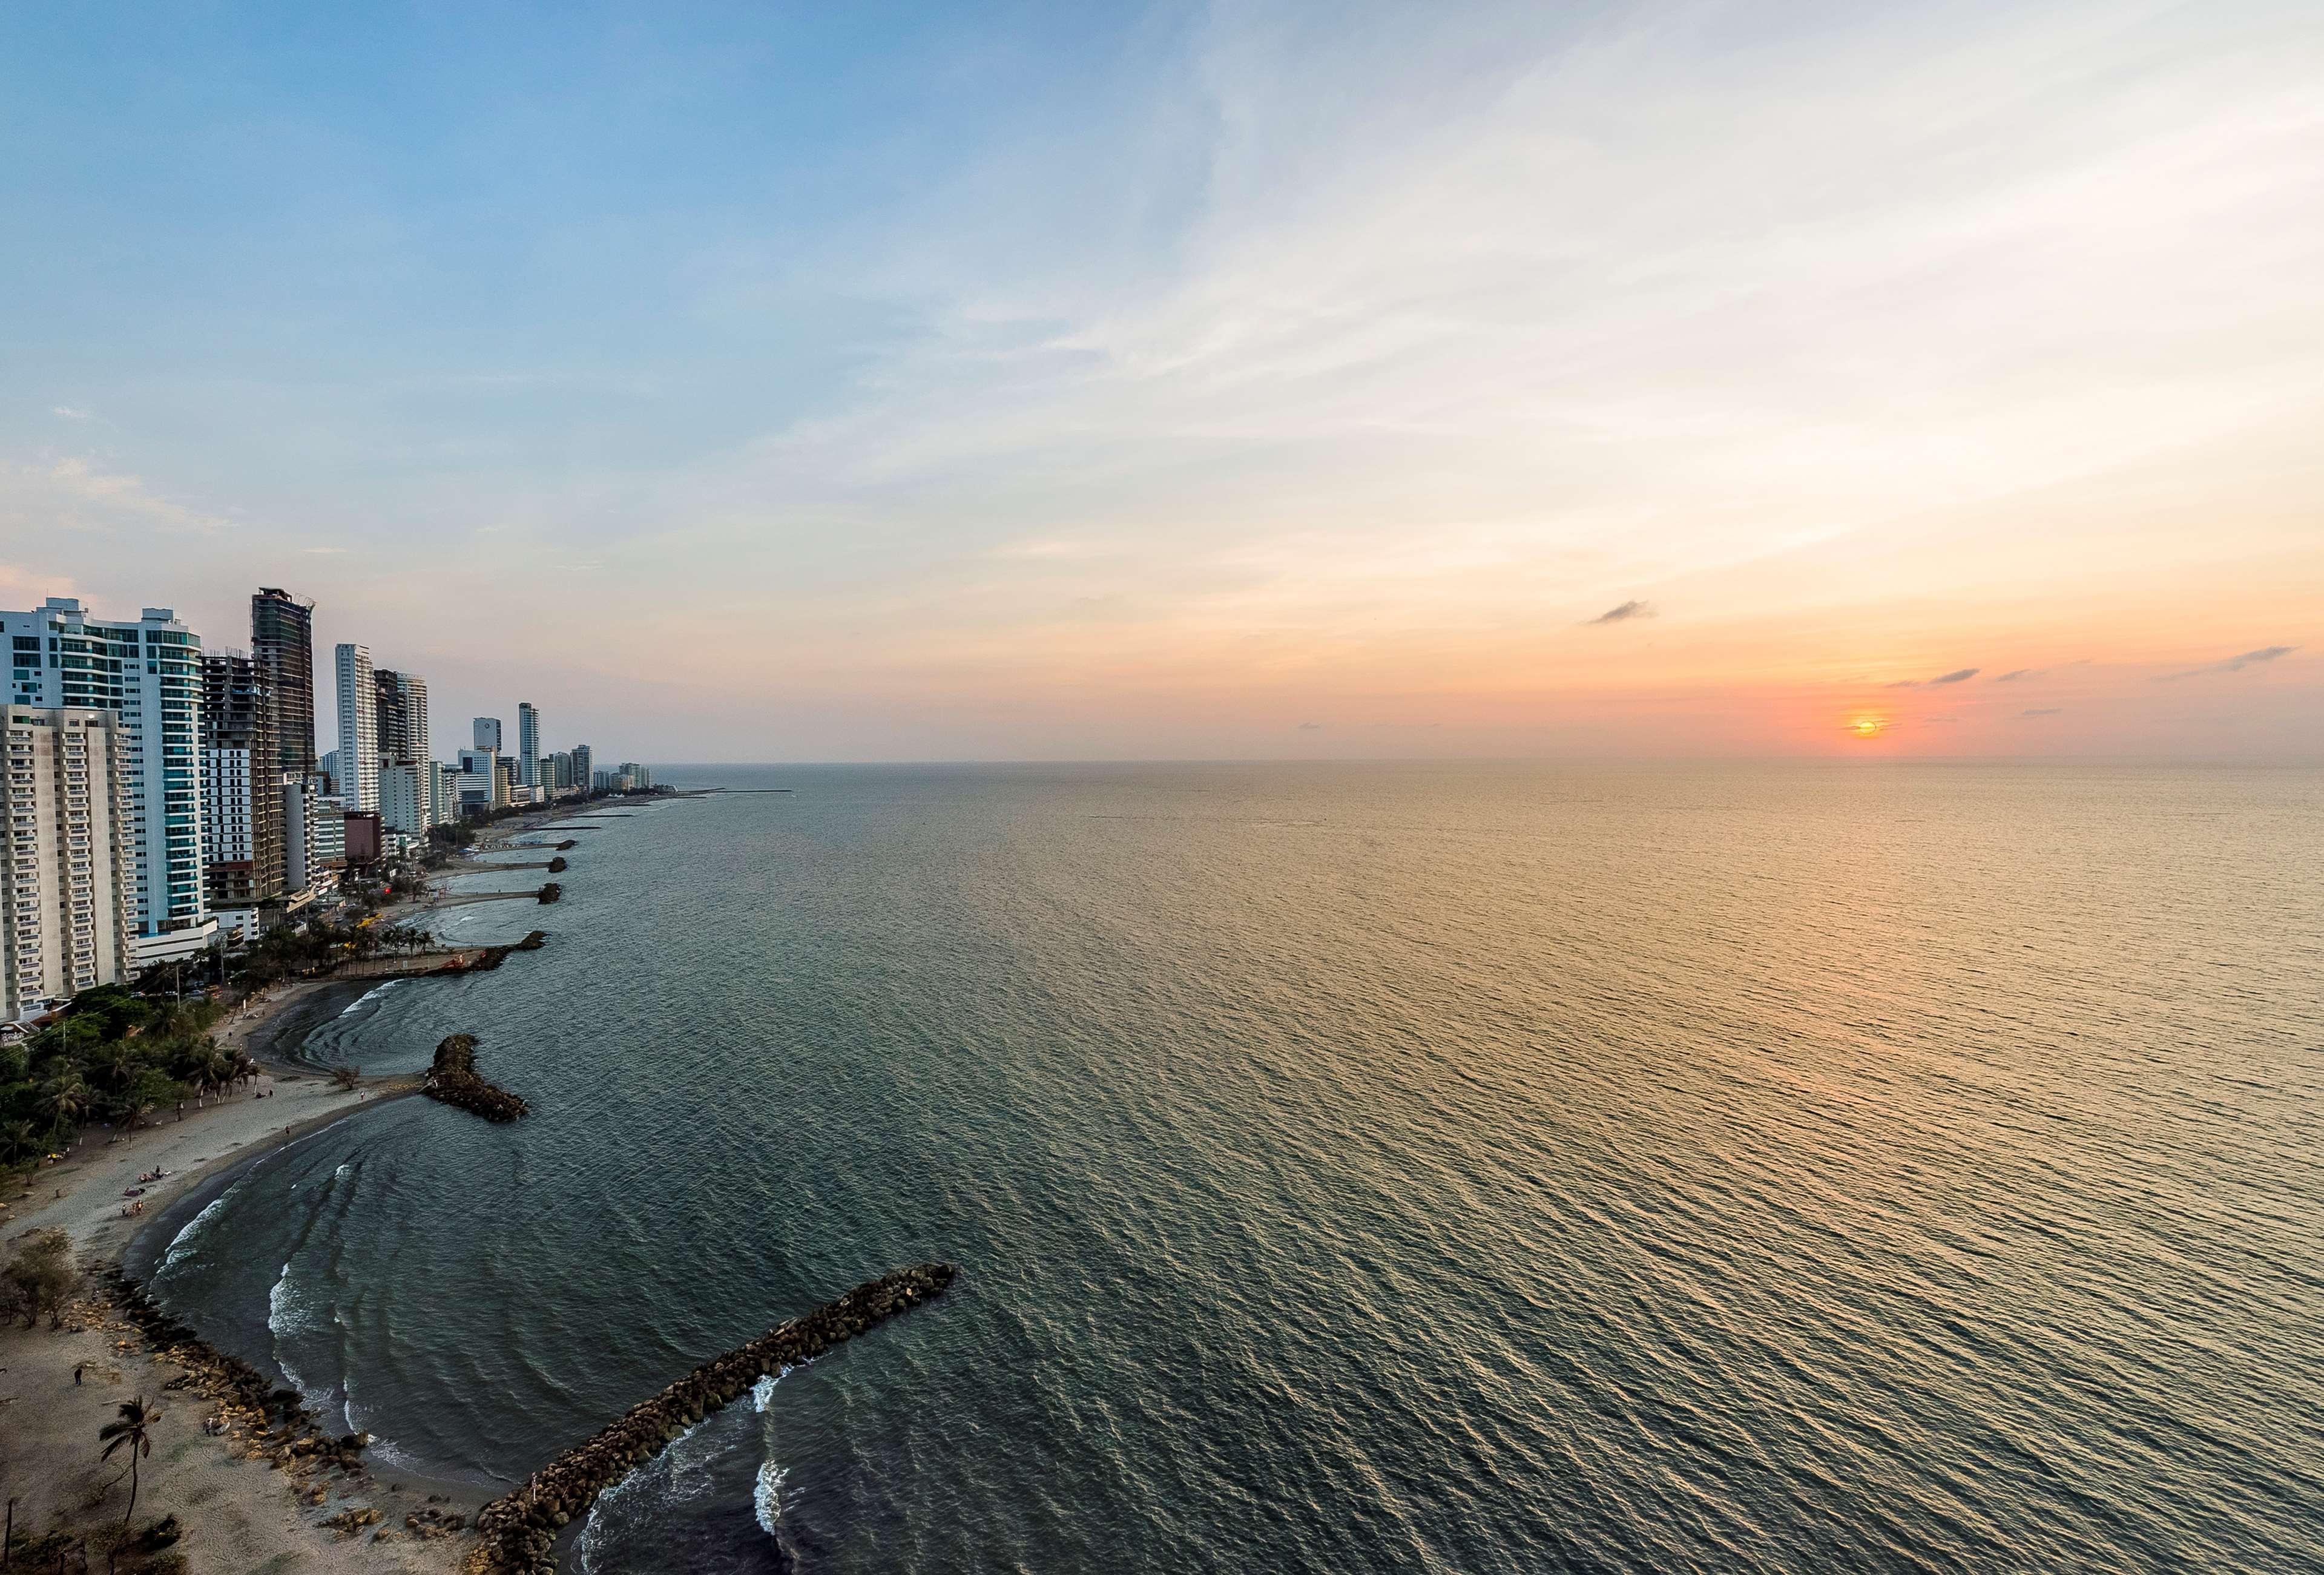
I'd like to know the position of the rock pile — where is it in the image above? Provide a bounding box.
[536,882,562,904]
[422,1033,530,1122]
[462,1263,956,1575]
[545,857,567,873]
[108,1273,372,1485]
[460,930,547,974]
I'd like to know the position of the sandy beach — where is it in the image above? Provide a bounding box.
[0,807,613,1571]
[0,953,496,1570]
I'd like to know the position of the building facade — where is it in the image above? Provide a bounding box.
[200,650,285,913]
[2,598,214,965]
[334,643,380,812]
[252,588,316,780]
[374,668,428,768]
[516,702,541,787]
[473,716,502,752]
[2,708,134,1014]
[379,762,428,837]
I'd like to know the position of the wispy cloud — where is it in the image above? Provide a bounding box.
[1886,667,1981,689]
[2020,707,2064,717]
[2157,645,2296,681]
[1993,668,2041,682]
[1585,599,1656,625]
[1,457,229,534]
[51,406,91,421]
[1297,720,1325,730]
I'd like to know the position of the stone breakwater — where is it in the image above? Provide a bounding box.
[423,1033,531,1122]
[107,1271,377,1482]
[463,930,549,973]
[462,1263,957,1575]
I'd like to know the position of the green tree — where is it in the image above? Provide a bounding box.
[4,1229,74,1329]
[99,1395,158,1525]
[39,1073,90,1138]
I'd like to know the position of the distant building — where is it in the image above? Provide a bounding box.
[374,668,427,767]
[570,743,592,793]
[201,651,278,911]
[517,702,541,788]
[319,748,341,796]
[334,643,380,812]
[311,795,348,869]
[1,707,134,1013]
[283,778,326,895]
[252,588,317,780]
[2,597,216,967]
[473,716,502,752]
[343,810,383,867]
[458,746,504,813]
[379,762,428,837]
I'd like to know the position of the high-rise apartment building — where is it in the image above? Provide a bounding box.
[200,651,285,917]
[374,669,429,766]
[252,588,316,779]
[1,598,213,966]
[473,716,502,752]
[334,643,379,813]
[516,702,541,788]
[571,744,592,794]
[379,763,427,837]
[2,708,136,1013]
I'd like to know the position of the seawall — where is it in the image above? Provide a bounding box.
[463,1263,956,1575]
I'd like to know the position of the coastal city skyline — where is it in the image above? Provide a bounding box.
[5,1,2319,761]
[4,7,2320,1575]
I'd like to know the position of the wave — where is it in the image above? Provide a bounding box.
[752,1365,797,1536]
[337,979,406,1016]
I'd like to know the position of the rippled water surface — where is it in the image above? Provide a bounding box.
[145,763,2324,1571]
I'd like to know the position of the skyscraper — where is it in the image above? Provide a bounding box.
[0,597,213,964]
[1,706,134,1013]
[373,669,409,767]
[201,650,282,915]
[252,588,315,778]
[374,668,428,768]
[571,743,592,793]
[473,716,502,751]
[517,702,541,788]
[334,643,380,812]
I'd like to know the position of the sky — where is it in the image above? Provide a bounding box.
[4,0,2319,761]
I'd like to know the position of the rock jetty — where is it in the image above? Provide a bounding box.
[464,931,548,973]
[108,1272,374,1481]
[462,1263,956,1575]
[537,882,562,904]
[422,1033,530,1122]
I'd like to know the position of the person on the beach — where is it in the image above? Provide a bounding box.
[74,1362,84,1385]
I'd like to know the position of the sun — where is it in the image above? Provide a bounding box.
[1848,716,1889,738]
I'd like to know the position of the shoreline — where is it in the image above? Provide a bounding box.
[0,807,596,1570]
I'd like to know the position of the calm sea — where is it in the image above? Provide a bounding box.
[141,763,2324,1571]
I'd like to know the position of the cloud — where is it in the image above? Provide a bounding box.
[1297,721,1324,730]
[1993,668,2041,682]
[2157,645,2297,681]
[51,406,91,421]
[1886,667,1980,688]
[2020,707,2063,717]
[1585,599,1655,625]
[1,457,229,534]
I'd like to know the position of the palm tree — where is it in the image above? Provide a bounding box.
[39,1073,89,1139]
[0,1119,38,1165]
[99,1396,158,1525]
[89,1043,137,1096]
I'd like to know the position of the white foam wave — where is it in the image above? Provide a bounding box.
[753,1459,789,1535]
[158,1189,232,1272]
[337,979,404,1016]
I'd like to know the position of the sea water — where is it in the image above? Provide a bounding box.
[142,763,2324,1571]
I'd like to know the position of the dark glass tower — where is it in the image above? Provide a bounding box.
[251,587,315,777]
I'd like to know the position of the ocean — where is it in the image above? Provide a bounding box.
[138,763,2324,1571]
